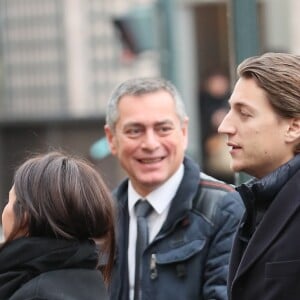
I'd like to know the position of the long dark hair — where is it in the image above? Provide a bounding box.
[4,151,116,284]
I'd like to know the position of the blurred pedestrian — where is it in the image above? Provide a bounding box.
[199,70,233,183]
[0,151,116,299]
[105,77,244,300]
[218,52,300,300]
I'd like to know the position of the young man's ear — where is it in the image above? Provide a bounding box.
[285,118,300,142]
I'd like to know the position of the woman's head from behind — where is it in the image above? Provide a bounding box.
[2,151,115,282]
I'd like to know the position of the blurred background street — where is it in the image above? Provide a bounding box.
[0,0,300,219]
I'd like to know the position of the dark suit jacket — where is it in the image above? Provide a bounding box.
[229,167,300,300]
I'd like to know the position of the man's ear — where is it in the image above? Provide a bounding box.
[104,125,117,155]
[181,117,189,151]
[285,118,300,142]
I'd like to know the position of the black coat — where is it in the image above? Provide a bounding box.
[229,154,300,300]
[0,237,108,300]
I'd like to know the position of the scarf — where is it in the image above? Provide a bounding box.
[237,154,300,240]
[0,237,99,299]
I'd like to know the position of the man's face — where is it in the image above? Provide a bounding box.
[218,77,295,178]
[105,91,188,196]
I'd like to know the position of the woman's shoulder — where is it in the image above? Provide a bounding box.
[10,268,108,300]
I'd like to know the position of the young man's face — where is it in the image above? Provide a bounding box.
[218,77,296,178]
[105,90,188,197]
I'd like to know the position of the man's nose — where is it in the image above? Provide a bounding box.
[141,130,160,150]
[218,112,235,134]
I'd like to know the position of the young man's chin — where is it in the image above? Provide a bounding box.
[231,162,245,174]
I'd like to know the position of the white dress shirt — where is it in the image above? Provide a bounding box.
[127,164,184,300]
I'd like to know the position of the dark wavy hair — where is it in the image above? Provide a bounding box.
[4,151,116,284]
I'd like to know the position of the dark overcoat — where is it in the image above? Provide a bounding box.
[229,163,300,300]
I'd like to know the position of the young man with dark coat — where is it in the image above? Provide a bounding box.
[218,52,300,300]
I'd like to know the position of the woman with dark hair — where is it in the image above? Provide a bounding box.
[0,151,115,299]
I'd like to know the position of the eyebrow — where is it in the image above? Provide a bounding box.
[123,122,143,128]
[123,120,174,127]
[229,100,255,111]
[154,120,174,126]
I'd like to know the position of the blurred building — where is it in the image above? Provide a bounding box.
[0,0,159,210]
[0,0,159,121]
[0,0,300,210]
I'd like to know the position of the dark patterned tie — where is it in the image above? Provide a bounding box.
[134,199,153,300]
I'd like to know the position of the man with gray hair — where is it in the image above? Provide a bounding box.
[105,77,243,300]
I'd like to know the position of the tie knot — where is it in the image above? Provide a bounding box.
[135,199,153,218]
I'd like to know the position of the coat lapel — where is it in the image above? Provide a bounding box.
[233,174,300,281]
[227,215,246,287]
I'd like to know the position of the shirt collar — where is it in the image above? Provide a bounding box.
[128,164,184,215]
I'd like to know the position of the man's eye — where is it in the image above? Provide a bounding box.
[240,109,250,117]
[157,126,173,134]
[126,128,142,137]
[161,126,171,131]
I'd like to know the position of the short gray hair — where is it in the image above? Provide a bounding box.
[106,77,188,130]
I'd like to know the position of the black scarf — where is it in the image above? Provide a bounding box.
[0,237,99,299]
[237,154,300,241]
